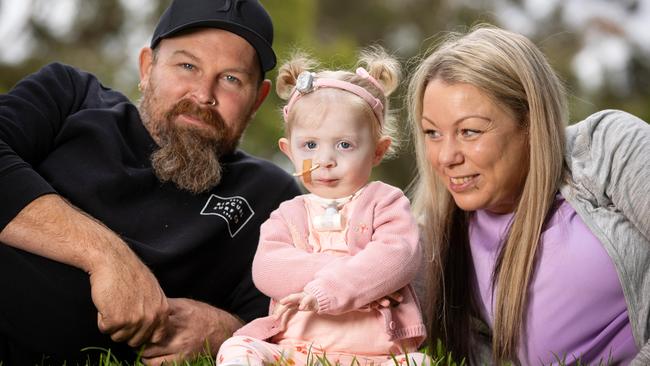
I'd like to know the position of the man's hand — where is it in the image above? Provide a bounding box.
[140,298,243,366]
[0,194,170,348]
[90,246,169,347]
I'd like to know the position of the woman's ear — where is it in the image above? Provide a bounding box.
[373,137,392,166]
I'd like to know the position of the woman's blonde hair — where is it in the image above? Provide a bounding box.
[276,46,402,158]
[407,24,568,362]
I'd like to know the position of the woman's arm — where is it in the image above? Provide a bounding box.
[565,110,650,239]
[564,110,650,363]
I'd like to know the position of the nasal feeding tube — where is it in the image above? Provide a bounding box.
[292,159,344,231]
[312,201,344,231]
[292,159,320,184]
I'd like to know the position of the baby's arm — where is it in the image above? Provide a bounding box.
[274,290,403,319]
[303,186,420,315]
[251,206,340,300]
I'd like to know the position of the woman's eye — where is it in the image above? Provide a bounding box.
[423,129,440,139]
[460,129,481,137]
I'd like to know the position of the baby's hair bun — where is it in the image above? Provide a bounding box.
[276,51,320,100]
[358,45,402,96]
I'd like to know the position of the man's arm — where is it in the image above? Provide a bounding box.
[0,194,170,347]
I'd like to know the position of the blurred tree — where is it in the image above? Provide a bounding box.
[1,0,649,190]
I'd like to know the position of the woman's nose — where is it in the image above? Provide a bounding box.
[438,138,463,167]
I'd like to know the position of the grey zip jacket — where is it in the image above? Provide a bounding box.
[560,110,650,366]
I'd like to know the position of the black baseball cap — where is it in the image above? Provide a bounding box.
[151,0,276,72]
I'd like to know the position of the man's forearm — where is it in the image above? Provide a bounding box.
[0,193,130,273]
[0,193,170,347]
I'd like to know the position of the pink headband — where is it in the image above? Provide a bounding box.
[282,67,384,125]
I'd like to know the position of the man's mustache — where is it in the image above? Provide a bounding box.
[164,98,226,130]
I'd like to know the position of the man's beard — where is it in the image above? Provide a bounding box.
[139,93,248,194]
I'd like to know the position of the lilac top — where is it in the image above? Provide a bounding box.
[470,195,637,365]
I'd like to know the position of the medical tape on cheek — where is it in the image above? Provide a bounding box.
[291,159,320,184]
[302,159,313,184]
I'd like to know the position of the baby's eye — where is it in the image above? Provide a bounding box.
[304,141,317,150]
[337,141,352,150]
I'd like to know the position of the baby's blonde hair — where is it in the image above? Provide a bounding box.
[276,46,402,158]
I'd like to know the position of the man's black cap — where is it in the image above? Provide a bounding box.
[151,0,276,72]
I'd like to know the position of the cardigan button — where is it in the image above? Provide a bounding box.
[389,321,396,330]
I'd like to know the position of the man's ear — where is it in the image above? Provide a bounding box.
[252,80,272,114]
[278,137,293,162]
[138,47,154,90]
[373,136,392,166]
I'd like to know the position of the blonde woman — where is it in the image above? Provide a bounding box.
[408,25,650,365]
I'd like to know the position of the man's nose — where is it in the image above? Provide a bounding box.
[192,79,217,107]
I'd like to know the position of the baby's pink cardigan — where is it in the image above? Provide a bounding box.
[236,181,426,344]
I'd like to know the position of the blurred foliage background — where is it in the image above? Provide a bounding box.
[1,0,649,190]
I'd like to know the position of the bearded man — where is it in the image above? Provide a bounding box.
[0,1,300,365]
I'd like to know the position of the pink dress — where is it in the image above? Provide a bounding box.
[217,182,427,366]
[274,193,411,357]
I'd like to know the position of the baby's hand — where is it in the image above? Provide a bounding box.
[376,291,403,308]
[357,291,404,312]
[279,292,318,312]
[272,292,317,322]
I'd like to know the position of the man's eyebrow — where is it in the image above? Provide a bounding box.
[171,50,200,62]
[171,49,253,76]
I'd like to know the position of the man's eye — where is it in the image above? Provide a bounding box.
[181,63,195,71]
[224,75,241,84]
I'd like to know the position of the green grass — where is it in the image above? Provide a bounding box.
[5,341,457,366]
[5,340,615,366]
